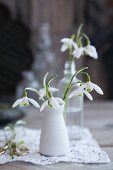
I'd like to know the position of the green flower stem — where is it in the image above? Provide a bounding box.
[76,23,83,43]
[25,87,39,95]
[63,94,69,121]
[46,84,53,107]
[78,71,90,82]
[63,73,76,102]
[46,75,58,99]
[81,33,90,46]
[63,67,89,102]
[76,67,88,75]
[68,46,74,61]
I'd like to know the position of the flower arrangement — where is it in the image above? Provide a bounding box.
[11,23,104,157]
[61,23,98,60]
[12,24,103,111]
[12,70,103,110]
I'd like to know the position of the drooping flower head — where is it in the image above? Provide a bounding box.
[38,72,59,100]
[12,91,40,108]
[61,23,98,60]
[68,72,103,101]
[12,72,64,112]
[38,72,64,111]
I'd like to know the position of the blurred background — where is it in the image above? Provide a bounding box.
[0,0,113,124]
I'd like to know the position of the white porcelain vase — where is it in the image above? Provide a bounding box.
[39,104,70,156]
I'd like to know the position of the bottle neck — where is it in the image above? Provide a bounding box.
[64,61,76,79]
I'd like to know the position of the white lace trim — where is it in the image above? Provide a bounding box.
[0,127,110,165]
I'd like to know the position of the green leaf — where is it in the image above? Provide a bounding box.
[47,75,58,86]
[76,23,83,42]
[25,87,39,94]
[43,72,49,87]
[70,34,76,41]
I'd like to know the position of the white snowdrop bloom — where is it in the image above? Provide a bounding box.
[12,96,40,108]
[84,45,98,59]
[68,84,93,101]
[26,72,58,100]
[40,97,64,112]
[61,38,78,52]
[85,81,104,95]
[39,72,59,99]
[72,47,84,59]
[69,81,103,101]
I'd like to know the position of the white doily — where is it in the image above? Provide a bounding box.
[0,127,110,165]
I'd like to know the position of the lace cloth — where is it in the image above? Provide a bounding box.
[0,127,110,165]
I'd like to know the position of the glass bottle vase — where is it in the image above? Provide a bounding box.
[58,61,84,139]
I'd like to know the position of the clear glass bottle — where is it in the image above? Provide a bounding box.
[58,61,84,139]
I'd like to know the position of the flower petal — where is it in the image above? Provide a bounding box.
[61,44,68,52]
[40,100,48,112]
[12,98,23,108]
[92,83,104,95]
[55,97,65,105]
[61,38,71,43]
[83,90,93,101]
[69,84,85,98]
[28,98,40,108]
[39,88,46,98]
[72,42,78,50]
[85,82,93,91]
[68,90,76,99]
[73,47,84,59]
[49,87,59,92]
[50,97,59,108]
[84,45,98,59]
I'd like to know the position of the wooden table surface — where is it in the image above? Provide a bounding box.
[0,101,113,170]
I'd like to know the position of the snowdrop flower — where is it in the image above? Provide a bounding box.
[69,81,103,101]
[12,96,40,108]
[61,38,78,52]
[39,72,58,99]
[40,97,64,112]
[84,45,98,59]
[69,84,93,101]
[39,87,58,100]
[72,47,84,59]
[84,81,104,95]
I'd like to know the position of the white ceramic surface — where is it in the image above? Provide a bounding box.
[39,104,70,156]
